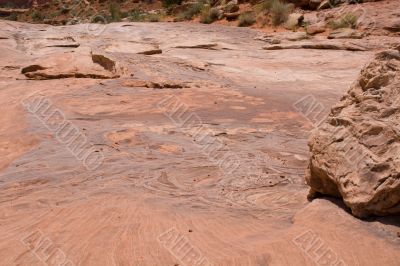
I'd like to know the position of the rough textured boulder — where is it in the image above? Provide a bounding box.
[307,45,400,218]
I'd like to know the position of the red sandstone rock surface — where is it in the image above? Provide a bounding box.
[0,1,399,264]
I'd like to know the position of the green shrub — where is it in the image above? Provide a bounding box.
[7,13,18,21]
[270,0,290,26]
[209,8,220,20]
[329,0,341,7]
[60,5,70,14]
[31,10,44,22]
[329,13,358,29]
[0,1,17,8]
[121,11,129,19]
[177,1,204,21]
[109,2,121,22]
[199,6,219,24]
[128,11,162,22]
[162,0,182,8]
[130,10,146,22]
[254,0,274,12]
[254,0,290,26]
[238,12,256,27]
[146,13,162,22]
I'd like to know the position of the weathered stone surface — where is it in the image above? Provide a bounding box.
[384,19,400,32]
[255,32,309,43]
[0,8,28,15]
[21,51,120,79]
[306,21,326,35]
[263,40,367,51]
[327,28,363,39]
[307,45,400,217]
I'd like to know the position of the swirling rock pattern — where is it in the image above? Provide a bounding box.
[0,20,399,265]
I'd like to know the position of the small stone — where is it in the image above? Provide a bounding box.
[306,21,326,35]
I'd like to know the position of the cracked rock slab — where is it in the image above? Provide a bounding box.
[21,52,120,80]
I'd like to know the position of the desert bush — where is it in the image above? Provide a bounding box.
[209,7,220,20]
[130,10,146,22]
[329,13,358,29]
[0,1,17,8]
[6,13,18,21]
[199,6,219,24]
[47,11,59,19]
[238,12,256,27]
[109,2,122,22]
[162,0,183,8]
[31,10,44,22]
[270,0,290,26]
[254,0,290,26]
[146,13,162,22]
[128,11,162,22]
[60,5,70,14]
[177,1,204,21]
[254,0,274,12]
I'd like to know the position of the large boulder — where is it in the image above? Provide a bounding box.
[306,45,400,217]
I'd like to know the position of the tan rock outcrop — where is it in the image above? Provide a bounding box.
[307,45,400,217]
